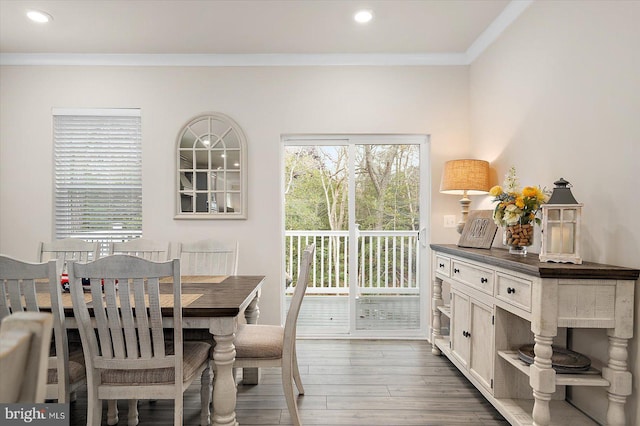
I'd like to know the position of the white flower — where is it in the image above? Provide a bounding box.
[504,210,521,225]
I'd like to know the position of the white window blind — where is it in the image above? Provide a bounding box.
[53,109,142,254]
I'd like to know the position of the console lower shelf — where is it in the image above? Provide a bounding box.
[497,351,610,387]
[433,339,599,426]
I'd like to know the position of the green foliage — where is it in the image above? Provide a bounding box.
[285,144,419,232]
[284,148,331,230]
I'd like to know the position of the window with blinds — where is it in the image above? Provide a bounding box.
[53,109,142,255]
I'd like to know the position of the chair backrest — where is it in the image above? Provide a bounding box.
[0,256,72,402]
[68,255,183,389]
[109,239,171,261]
[176,240,239,275]
[39,238,99,263]
[0,311,54,403]
[283,244,315,351]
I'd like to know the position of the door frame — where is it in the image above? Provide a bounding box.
[281,134,431,338]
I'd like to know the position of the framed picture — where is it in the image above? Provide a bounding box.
[458,210,498,249]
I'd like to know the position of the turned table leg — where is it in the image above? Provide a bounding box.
[603,335,631,426]
[242,293,261,384]
[211,317,238,426]
[530,335,555,426]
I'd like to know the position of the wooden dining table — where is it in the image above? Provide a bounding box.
[36,274,265,426]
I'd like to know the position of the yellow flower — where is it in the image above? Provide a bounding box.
[489,185,503,196]
[537,190,549,202]
[522,186,537,198]
[515,196,525,209]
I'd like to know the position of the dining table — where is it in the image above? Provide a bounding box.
[35,274,265,426]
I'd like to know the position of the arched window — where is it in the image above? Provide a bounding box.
[176,113,247,219]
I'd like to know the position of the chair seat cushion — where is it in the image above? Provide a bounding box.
[47,359,85,385]
[234,324,283,359]
[100,341,210,385]
[47,345,86,385]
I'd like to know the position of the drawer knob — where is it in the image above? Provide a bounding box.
[507,287,516,294]
[439,263,445,268]
[481,277,488,283]
[454,268,460,274]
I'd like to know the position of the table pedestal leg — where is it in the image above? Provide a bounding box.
[211,317,238,426]
[242,293,261,385]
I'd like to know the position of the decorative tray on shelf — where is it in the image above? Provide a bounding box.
[517,344,592,373]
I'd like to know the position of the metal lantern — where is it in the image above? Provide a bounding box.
[540,178,583,264]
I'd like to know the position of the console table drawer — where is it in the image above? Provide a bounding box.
[435,255,451,277]
[496,273,532,312]
[451,260,494,295]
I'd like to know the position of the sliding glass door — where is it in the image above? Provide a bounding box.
[283,135,429,338]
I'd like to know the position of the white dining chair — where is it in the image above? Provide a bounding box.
[108,239,172,412]
[176,239,240,395]
[68,255,211,426]
[0,255,86,403]
[109,239,171,261]
[225,243,315,426]
[176,239,239,275]
[38,238,100,263]
[0,311,53,403]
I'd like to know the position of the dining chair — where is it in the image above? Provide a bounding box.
[176,239,239,275]
[108,239,172,414]
[176,239,239,394]
[38,238,100,263]
[68,255,211,426]
[109,239,171,261]
[0,255,86,403]
[0,311,53,403]
[226,243,315,426]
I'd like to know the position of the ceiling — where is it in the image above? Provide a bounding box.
[0,0,525,65]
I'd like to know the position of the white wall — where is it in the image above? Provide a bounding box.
[0,65,469,325]
[470,1,640,423]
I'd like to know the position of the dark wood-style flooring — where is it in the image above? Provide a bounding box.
[68,339,508,425]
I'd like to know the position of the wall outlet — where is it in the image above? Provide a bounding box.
[444,215,457,228]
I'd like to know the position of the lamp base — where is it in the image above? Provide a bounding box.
[457,195,471,234]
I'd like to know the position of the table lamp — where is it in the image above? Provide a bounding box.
[440,159,490,233]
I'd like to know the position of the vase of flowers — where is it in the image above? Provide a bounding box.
[490,167,549,255]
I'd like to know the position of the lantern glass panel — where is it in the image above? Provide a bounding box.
[547,209,561,221]
[563,209,575,221]
[564,223,575,253]
[549,223,562,252]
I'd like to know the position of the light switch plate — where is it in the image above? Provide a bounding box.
[444,215,457,228]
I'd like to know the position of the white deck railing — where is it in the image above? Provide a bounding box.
[285,230,419,295]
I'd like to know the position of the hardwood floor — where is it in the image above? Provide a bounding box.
[68,339,508,425]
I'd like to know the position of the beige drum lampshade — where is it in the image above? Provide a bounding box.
[440,159,490,195]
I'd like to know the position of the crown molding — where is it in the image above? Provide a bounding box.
[0,52,469,67]
[0,1,532,67]
[465,0,534,63]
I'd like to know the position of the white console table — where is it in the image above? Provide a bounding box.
[430,244,638,426]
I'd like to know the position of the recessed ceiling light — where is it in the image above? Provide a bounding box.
[26,10,53,23]
[354,10,373,24]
